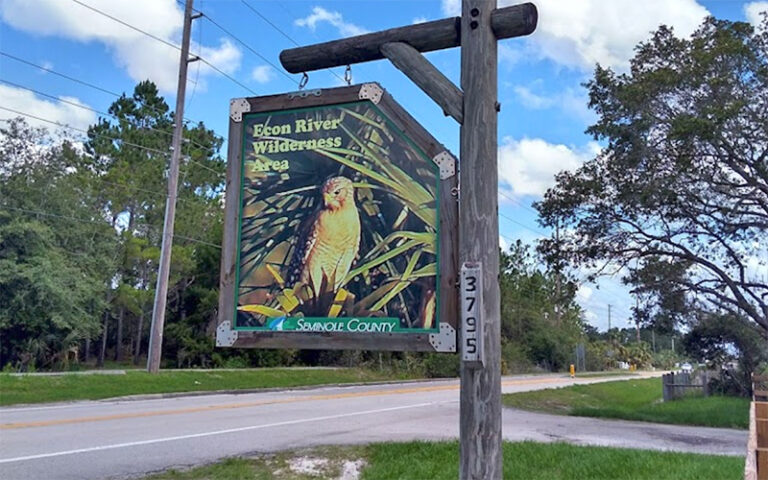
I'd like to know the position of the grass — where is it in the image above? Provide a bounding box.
[503,377,750,429]
[0,368,414,406]
[144,441,744,480]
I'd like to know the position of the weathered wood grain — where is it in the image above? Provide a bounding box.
[458,0,503,478]
[217,115,243,335]
[279,3,537,74]
[381,42,463,124]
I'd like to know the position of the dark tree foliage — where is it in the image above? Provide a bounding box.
[0,120,117,368]
[537,16,768,335]
[84,81,226,367]
[683,313,767,395]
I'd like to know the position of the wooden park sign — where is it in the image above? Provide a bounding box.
[218,2,537,479]
[217,84,458,352]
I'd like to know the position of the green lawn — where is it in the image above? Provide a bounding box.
[0,368,413,406]
[145,441,743,480]
[503,377,750,429]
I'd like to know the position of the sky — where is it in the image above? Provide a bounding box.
[1,0,765,331]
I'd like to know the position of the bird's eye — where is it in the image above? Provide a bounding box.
[334,189,340,195]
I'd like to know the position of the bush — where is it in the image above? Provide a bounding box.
[422,353,460,378]
[501,341,534,374]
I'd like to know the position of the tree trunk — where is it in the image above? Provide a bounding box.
[133,309,145,365]
[178,281,185,323]
[97,311,109,368]
[84,338,91,363]
[115,306,124,362]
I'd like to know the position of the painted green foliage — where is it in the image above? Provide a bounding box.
[236,101,439,331]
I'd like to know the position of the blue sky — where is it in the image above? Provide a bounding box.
[1,0,765,331]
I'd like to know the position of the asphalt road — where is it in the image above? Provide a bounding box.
[0,373,746,479]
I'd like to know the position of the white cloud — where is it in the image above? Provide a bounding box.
[498,44,522,65]
[499,235,509,252]
[0,84,96,134]
[412,17,428,25]
[498,137,600,198]
[251,65,275,84]
[745,2,768,28]
[295,7,368,37]
[512,84,595,123]
[0,0,242,92]
[441,0,460,16]
[442,0,708,71]
[577,285,593,301]
[513,85,553,109]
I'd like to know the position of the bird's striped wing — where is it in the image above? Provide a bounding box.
[286,207,321,287]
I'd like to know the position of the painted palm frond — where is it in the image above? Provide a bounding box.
[236,101,438,330]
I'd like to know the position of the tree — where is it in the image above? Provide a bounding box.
[537,16,768,335]
[683,313,767,395]
[86,81,225,366]
[499,241,585,371]
[0,119,117,369]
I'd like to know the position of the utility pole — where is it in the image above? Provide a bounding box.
[635,296,641,343]
[147,0,197,373]
[608,304,612,331]
[458,0,502,478]
[554,220,562,326]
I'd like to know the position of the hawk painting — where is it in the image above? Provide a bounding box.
[287,176,361,296]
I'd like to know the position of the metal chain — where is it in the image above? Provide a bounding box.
[299,72,309,90]
[344,65,352,86]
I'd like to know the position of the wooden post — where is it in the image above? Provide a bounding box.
[273,4,537,477]
[459,0,502,478]
[146,0,196,373]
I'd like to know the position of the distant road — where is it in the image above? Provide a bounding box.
[0,372,746,480]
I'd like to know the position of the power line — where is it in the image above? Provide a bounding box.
[1,78,187,146]
[0,51,220,135]
[69,0,257,95]
[0,51,121,97]
[499,211,548,237]
[0,104,223,177]
[0,106,172,158]
[0,78,223,174]
[498,188,540,217]
[239,0,347,84]
[1,205,221,249]
[193,6,298,85]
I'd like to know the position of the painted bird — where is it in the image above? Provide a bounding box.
[288,176,361,296]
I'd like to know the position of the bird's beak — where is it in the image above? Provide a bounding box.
[323,192,333,205]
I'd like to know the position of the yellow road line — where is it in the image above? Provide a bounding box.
[1,376,571,430]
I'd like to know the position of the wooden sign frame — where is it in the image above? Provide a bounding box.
[217,83,457,352]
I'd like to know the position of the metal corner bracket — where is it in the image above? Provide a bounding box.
[429,323,456,352]
[432,151,456,179]
[358,83,383,104]
[230,98,251,122]
[216,321,238,347]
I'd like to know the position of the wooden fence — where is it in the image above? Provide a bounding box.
[745,374,767,480]
[662,371,710,401]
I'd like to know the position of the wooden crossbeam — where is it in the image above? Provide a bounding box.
[279,2,537,74]
[381,42,464,123]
